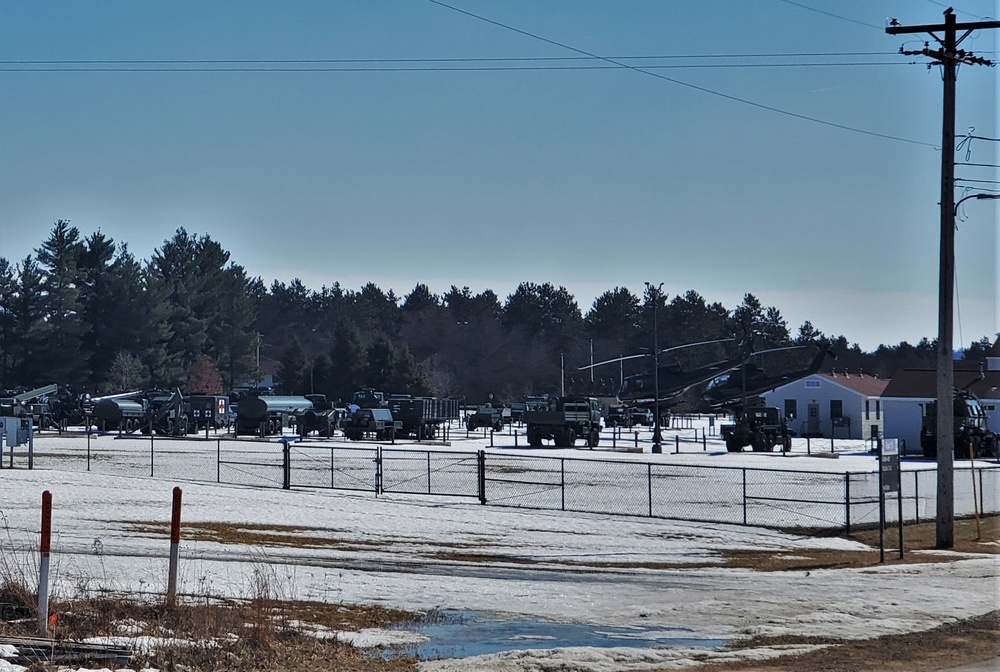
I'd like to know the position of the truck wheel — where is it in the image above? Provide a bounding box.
[726,437,743,452]
[565,429,577,447]
[588,429,600,448]
[527,428,542,447]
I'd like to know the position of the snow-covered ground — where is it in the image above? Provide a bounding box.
[0,420,997,671]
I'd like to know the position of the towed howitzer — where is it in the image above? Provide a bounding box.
[144,389,194,436]
[295,394,342,438]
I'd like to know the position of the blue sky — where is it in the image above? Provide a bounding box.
[0,1,996,351]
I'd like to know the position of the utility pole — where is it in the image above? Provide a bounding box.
[887,10,998,549]
[645,282,664,454]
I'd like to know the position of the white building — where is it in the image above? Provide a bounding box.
[763,371,889,440]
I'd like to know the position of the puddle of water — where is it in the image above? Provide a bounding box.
[387,610,727,661]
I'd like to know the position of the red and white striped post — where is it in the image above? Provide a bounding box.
[38,490,52,636]
[167,487,182,606]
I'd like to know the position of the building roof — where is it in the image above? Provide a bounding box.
[818,372,889,397]
[881,368,1000,400]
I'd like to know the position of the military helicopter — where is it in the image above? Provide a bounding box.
[583,337,828,412]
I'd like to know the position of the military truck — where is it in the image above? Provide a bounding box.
[188,395,230,431]
[524,396,602,448]
[921,390,999,459]
[0,384,58,429]
[721,405,792,452]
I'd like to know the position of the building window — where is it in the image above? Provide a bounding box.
[784,399,797,420]
[876,399,881,419]
[830,399,843,419]
[805,380,821,389]
[865,399,870,420]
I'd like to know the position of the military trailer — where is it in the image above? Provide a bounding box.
[721,405,792,452]
[524,396,602,448]
[390,396,460,439]
[235,395,313,437]
[93,396,147,433]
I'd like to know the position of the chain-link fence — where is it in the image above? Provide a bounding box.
[13,432,1000,532]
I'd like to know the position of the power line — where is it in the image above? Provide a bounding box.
[0,61,918,73]
[924,0,996,21]
[775,0,883,30]
[0,51,901,65]
[425,0,937,148]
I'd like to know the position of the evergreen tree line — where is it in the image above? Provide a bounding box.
[2,222,995,405]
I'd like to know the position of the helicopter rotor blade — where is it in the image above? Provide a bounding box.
[577,353,649,371]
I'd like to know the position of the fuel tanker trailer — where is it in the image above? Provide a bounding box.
[93,396,147,433]
[235,395,313,437]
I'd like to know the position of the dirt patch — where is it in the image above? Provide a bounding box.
[695,610,1000,672]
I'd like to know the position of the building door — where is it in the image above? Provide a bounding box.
[807,402,820,436]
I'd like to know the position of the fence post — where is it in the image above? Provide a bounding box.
[806,436,811,456]
[674,435,679,454]
[167,487,182,606]
[741,468,747,525]
[375,447,383,496]
[217,440,221,483]
[979,467,985,515]
[427,451,432,494]
[87,429,92,471]
[281,440,291,490]
[634,431,638,450]
[38,490,52,636]
[914,470,919,523]
[560,458,566,511]
[149,432,155,477]
[702,429,707,451]
[647,463,653,517]
[844,472,851,534]
[477,450,486,505]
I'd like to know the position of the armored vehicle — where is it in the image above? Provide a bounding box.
[342,407,401,442]
[466,404,508,432]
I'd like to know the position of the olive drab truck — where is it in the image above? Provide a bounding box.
[524,396,603,448]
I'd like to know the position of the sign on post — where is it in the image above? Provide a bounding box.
[878,438,904,561]
[881,438,900,493]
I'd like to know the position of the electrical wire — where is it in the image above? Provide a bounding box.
[425,0,938,148]
[775,0,884,30]
[0,62,918,72]
[955,178,1000,184]
[0,51,906,64]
